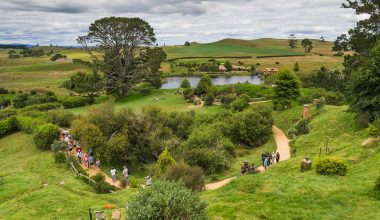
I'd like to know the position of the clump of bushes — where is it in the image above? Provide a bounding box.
[90,173,116,194]
[51,140,68,152]
[367,123,379,137]
[163,162,205,192]
[50,53,67,61]
[47,109,76,127]
[0,87,9,94]
[0,98,11,108]
[60,96,94,108]
[0,117,18,137]
[156,148,176,176]
[316,157,348,176]
[127,181,207,220]
[204,93,215,106]
[231,97,248,112]
[17,116,46,134]
[33,123,61,150]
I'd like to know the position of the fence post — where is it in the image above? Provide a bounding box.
[89,208,92,220]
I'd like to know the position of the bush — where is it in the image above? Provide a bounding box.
[163,162,205,191]
[156,148,176,176]
[47,109,76,127]
[298,96,313,105]
[367,123,379,137]
[180,78,191,89]
[374,176,380,193]
[315,97,326,110]
[54,151,66,163]
[0,87,9,94]
[0,109,17,120]
[325,91,345,105]
[50,53,67,61]
[91,173,116,194]
[0,98,11,108]
[231,98,248,112]
[51,140,68,152]
[221,94,236,109]
[17,116,46,134]
[129,176,140,188]
[183,88,194,100]
[316,157,348,176]
[196,74,212,95]
[294,119,311,135]
[12,93,29,108]
[18,103,62,113]
[0,117,19,137]
[33,124,60,150]
[204,93,215,106]
[60,96,94,108]
[128,181,207,220]
[26,94,57,106]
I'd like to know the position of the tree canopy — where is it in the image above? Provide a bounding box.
[273,70,301,110]
[78,17,166,95]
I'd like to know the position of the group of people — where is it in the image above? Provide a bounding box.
[110,166,152,188]
[240,161,257,175]
[61,130,101,171]
[262,151,280,170]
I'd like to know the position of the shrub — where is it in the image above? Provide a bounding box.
[183,88,194,100]
[60,96,94,108]
[47,109,76,127]
[50,53,67,61]
[196,74,212,95]
[294,62,300,72]
[51,140,68,152]
[54,151,66,163]
[30,90,37,95]
[91,173,116,194]
[315,97,326,110]
[0,117,19,137]
[26,94,57,106]
[294,119,311,135]
[231,98,248,112]
[316,157,348,176]
[33,124,60,150]
[156,148,176,176]
[129,176,140,188]
[180,78,191,89]
[128,181,207,220]
[0,98,11,108]
[204,93,215,106]
[230,105,273,147]
[221,94,236,109]
[367,123,379,137]
[18,103,62,113]
[12,93,29,108]
[325,91,345,105]
[163,162,205,191]
[298,96,313,105]
[17,116,46,134]
[0,87,8,94]
[0,109,17,120]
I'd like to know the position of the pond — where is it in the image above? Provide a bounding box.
[161,75,263,89]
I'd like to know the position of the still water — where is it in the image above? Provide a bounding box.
[161,75,263,89]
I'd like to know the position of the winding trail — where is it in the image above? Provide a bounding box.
[204,125,290,190]
[82,164,121,188]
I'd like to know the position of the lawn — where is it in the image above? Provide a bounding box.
[202,105,380,219]
[0,133,136,220]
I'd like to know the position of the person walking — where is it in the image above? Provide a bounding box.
[145,176,152,187]
[264,157,269,170]
[261,152,266,166]
[88,155,94,169]
[96,159,101,171]
[271,152,276,164]
[110,167,117,183]
[276,152,280,163]
[122,166,129,187]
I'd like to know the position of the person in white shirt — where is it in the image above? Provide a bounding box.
[110,168,117,182]
[122,166,129,187]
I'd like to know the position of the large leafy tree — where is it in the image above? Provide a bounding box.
[288,34,298,48]
[78,17,166,95]
[343,0,380,54]
[301,38,313,53]
[332,34,350,51]
[62,71,102,96]
[348,40,380,123]
[273,70,301,110]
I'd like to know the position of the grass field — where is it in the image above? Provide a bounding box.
[203,105,380,219]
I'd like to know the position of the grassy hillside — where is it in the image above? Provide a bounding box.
[203,105,380,219]
[0,133,135,219]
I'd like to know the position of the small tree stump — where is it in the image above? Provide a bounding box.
[300,159,312,172]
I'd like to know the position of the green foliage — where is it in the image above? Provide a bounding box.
[294,119,311,136]
[288,34,298,49]
[128,176,140,188]
[128,181,207,220]
[33,124,60,150]
[230,105,273,147]
[301,38,313,53]
[196,74,212,95]
[221,94,236,109]
[47,109,76,127]
[156,148,176,176]
[163,162,205,192]
[348,40,380,123]
[90,173,116,194]
[204,93,215,106]
[183,88,194,100]
[294,62,300,72]
[180,78,191,89]
[0,117,18,137]
[18,103,62,113]
[273,70,301,110]
[332,34,349,51]
[62,71,102,95]
[315,97,326,110]
[12,93,29,108]
[184,41,191,46]
[367,123,379,137]
[50,140,68,152]
[17,116,46,134]
[53,151,66,163]
[0,97,11,108]
[316,157,348,176]
[60,96,94,108]
[303,67,345,92]
[375,176,380,193]
[231,98,248,112]
[184,124,233,174]
[225,61,232,71]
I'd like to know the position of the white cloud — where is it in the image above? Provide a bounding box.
[0,0,360,45]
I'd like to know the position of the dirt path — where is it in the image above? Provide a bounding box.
[81,164,121,188]
[204,125,290,190]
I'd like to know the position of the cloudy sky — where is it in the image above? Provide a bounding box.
[0,0,361,46]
